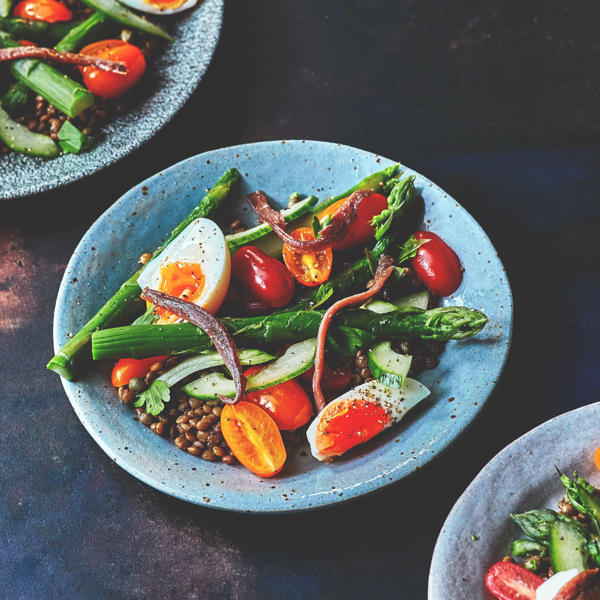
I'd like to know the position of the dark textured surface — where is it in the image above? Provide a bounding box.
[1,1,599,598]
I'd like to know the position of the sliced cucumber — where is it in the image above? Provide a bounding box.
[549,519,589,573]
[368,341,412,388]
[363,300,397,314]
[184,338,316,399]
[395,290,430,310]
[158,348,275,388]
[0,103,59,157]
[226,195,317,255]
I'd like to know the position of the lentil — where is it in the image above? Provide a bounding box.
[118,386,136,405]
[139,252,152,265]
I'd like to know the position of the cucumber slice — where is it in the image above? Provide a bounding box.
[0,103,59,157]
[158,348,275,388]
[226,195,317,255]
[368,341,412,388]
[549,519,589,573]
[395,290,430,310]
[184,338,316,399]
[363,300,397,314]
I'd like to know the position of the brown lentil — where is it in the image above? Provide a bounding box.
[118,386,136,405]
[187,445,202,456]
[139,252,152,265]
[149,361,163,373]
[201,449,216,462]
[139,412,154,426]
[174,436,188,450]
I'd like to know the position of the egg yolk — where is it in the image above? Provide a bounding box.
[144,0,187,9]
[153,261,205,324]
[315,398,389,457]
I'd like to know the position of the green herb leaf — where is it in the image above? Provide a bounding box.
[328,325,372,357]
[133,305,158,325]
[588,539,600,567]
[312,215,322,238]
[396,235,429,264]
[364,248,376,276]
[135,380,170,416]
[371,175,416,240]
[57,120,86,154]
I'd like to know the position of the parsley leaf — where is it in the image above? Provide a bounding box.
[134,380,170,416]
[396,235,429,264]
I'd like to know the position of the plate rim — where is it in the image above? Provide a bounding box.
[53,139,514,513]
[0,0,224,202]
[427,402,599,599]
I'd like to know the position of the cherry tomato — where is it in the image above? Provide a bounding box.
[594,447,600,472]
[17,40,38,47]
[318,192,388,251]
[111,356,168,387]
[13,0,72,22]
[410,231,462,297]
[484,561,543,600]
[221,401,286,477]
[231,246,295,308]
[243,366,313,430]
[300,362,352,392]
[79,40,146,99]
[282,227,333,287]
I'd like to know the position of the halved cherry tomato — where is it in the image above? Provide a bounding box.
[244,366,312,431]
[231,246,295,308]
[282,227,333,287]
[111,356,168,387]
[13,0,72,22]
[484,561,543,600]
[300,362,352,392]
[594,447,600,472]
[318,192,388,251]
[79,40,146,99]
[410,231,462,297]
[221,401,286,477]
[17,40,38,47]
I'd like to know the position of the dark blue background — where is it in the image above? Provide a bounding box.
[2,1,599,598]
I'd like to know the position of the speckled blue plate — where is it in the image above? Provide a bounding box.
[0,0,223,201]
[429,403,600,599]
[53,140,512,513]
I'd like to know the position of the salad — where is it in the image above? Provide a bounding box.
[48,165,489,477]
[0,0,190,157]
[485,470,600,600]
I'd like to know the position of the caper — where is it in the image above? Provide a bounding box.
[129,377,146,393]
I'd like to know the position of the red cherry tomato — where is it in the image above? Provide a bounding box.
[300,362,352,392]
[111,356,168,387]
[318,192,388,250]
[410,231,462,297]
[231,246,295,308]
[282,227,333,287]
[79,40,146,99]
[13,0,72,22]
[17,40,38,47]
[244,366,313,431]
[484,561,543,600]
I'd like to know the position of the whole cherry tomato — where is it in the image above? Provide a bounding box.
[244,365,313,430]
[13,0,72,22]
[111,356,168,387]
[318,192,388,250]
[410,231,462,297]
[231,246,295,308]
[282,227,333,287]
[221,401,286,477]
[484,561,542,600]
[300,362,352,392]
[79,40,146,99]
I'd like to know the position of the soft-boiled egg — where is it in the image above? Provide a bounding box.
[306,378,430,461]
[118,0,197,15]
[137,218,230,322]
[536,569,579,600]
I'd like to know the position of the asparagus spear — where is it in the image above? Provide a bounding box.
[55,12,108,53]
[47,168,241,380]
[91,306,488,360]
[0,17,76,42]
[0,81,31,116]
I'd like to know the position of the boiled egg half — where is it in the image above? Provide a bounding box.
[137,218,230,323]
[536,569,579,600]
[306,378,430,461]
[118,0,197,15]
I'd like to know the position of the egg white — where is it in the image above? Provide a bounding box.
[536,569,579,600]
[118,0,197,15]
[137,217,230,316]
[306,378,430,461]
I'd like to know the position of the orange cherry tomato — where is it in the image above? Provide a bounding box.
[318,192,388,251]
[243,366,313,431]
[111,356,168,387]
[79,40,146,99]
[595,447,600,472]
[13,0,72,22]
[282,227,333,287]
[221,401,286,477]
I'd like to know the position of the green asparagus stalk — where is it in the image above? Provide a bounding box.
[0,17,76,42]
[55,12,108,53]
[91,306,488,360]
[47,168,241,380]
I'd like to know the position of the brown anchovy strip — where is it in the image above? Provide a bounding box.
[0,46,128,74]
[246,189,372,252]
[312,254,396,412]
[140,288,246,405]
[554,568,600,600]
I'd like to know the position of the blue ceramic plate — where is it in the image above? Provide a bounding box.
[428,403,600,599]
[0,0,223,201]
[53,140,512,512]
